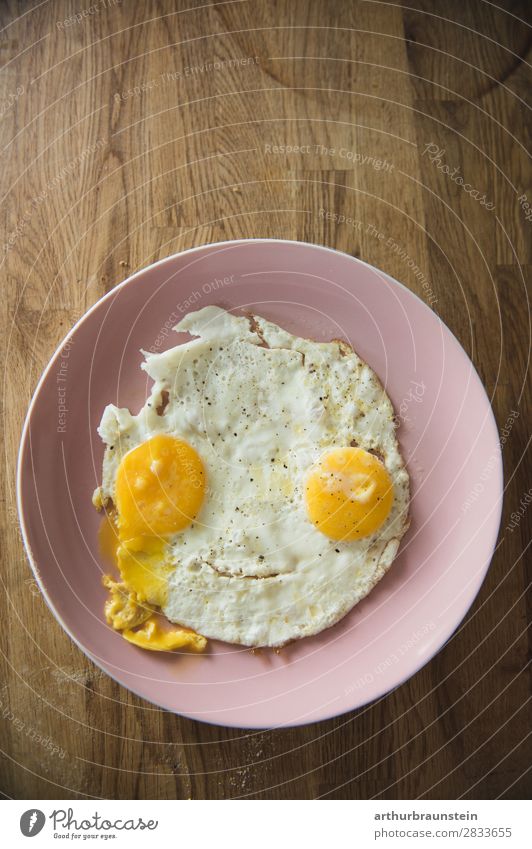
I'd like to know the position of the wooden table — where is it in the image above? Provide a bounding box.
[1,0,530,800]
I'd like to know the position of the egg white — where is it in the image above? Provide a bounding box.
[97,306,409,647]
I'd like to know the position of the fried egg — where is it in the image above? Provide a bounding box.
[95,306,409,648]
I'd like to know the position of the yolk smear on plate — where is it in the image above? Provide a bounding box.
[99,509,170,607]
[305,446,394,540]
[98,435,208,653]
[98,506,120,565]
[116,535,172,607]
[102,575,153,630]
[123,615,207,652]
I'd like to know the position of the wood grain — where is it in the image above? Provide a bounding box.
[1,0,530,800]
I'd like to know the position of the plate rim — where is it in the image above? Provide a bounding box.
[16,238,504,728]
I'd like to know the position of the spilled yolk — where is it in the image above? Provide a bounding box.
[305,447,394,541]
[98,434,207,652]
[99,508,120,564]
[122,615,207,652]
[117,536,173,607]
[116,433,205,538]
[102,575,153,630]
[98,502,171,607]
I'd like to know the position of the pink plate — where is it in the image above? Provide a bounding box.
[17,240,503,728]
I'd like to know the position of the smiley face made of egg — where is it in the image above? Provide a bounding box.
[94,306,410,649]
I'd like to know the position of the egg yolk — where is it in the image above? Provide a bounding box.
[115,434,206,538]
[98,435,208,653]
[305,447,394,541]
